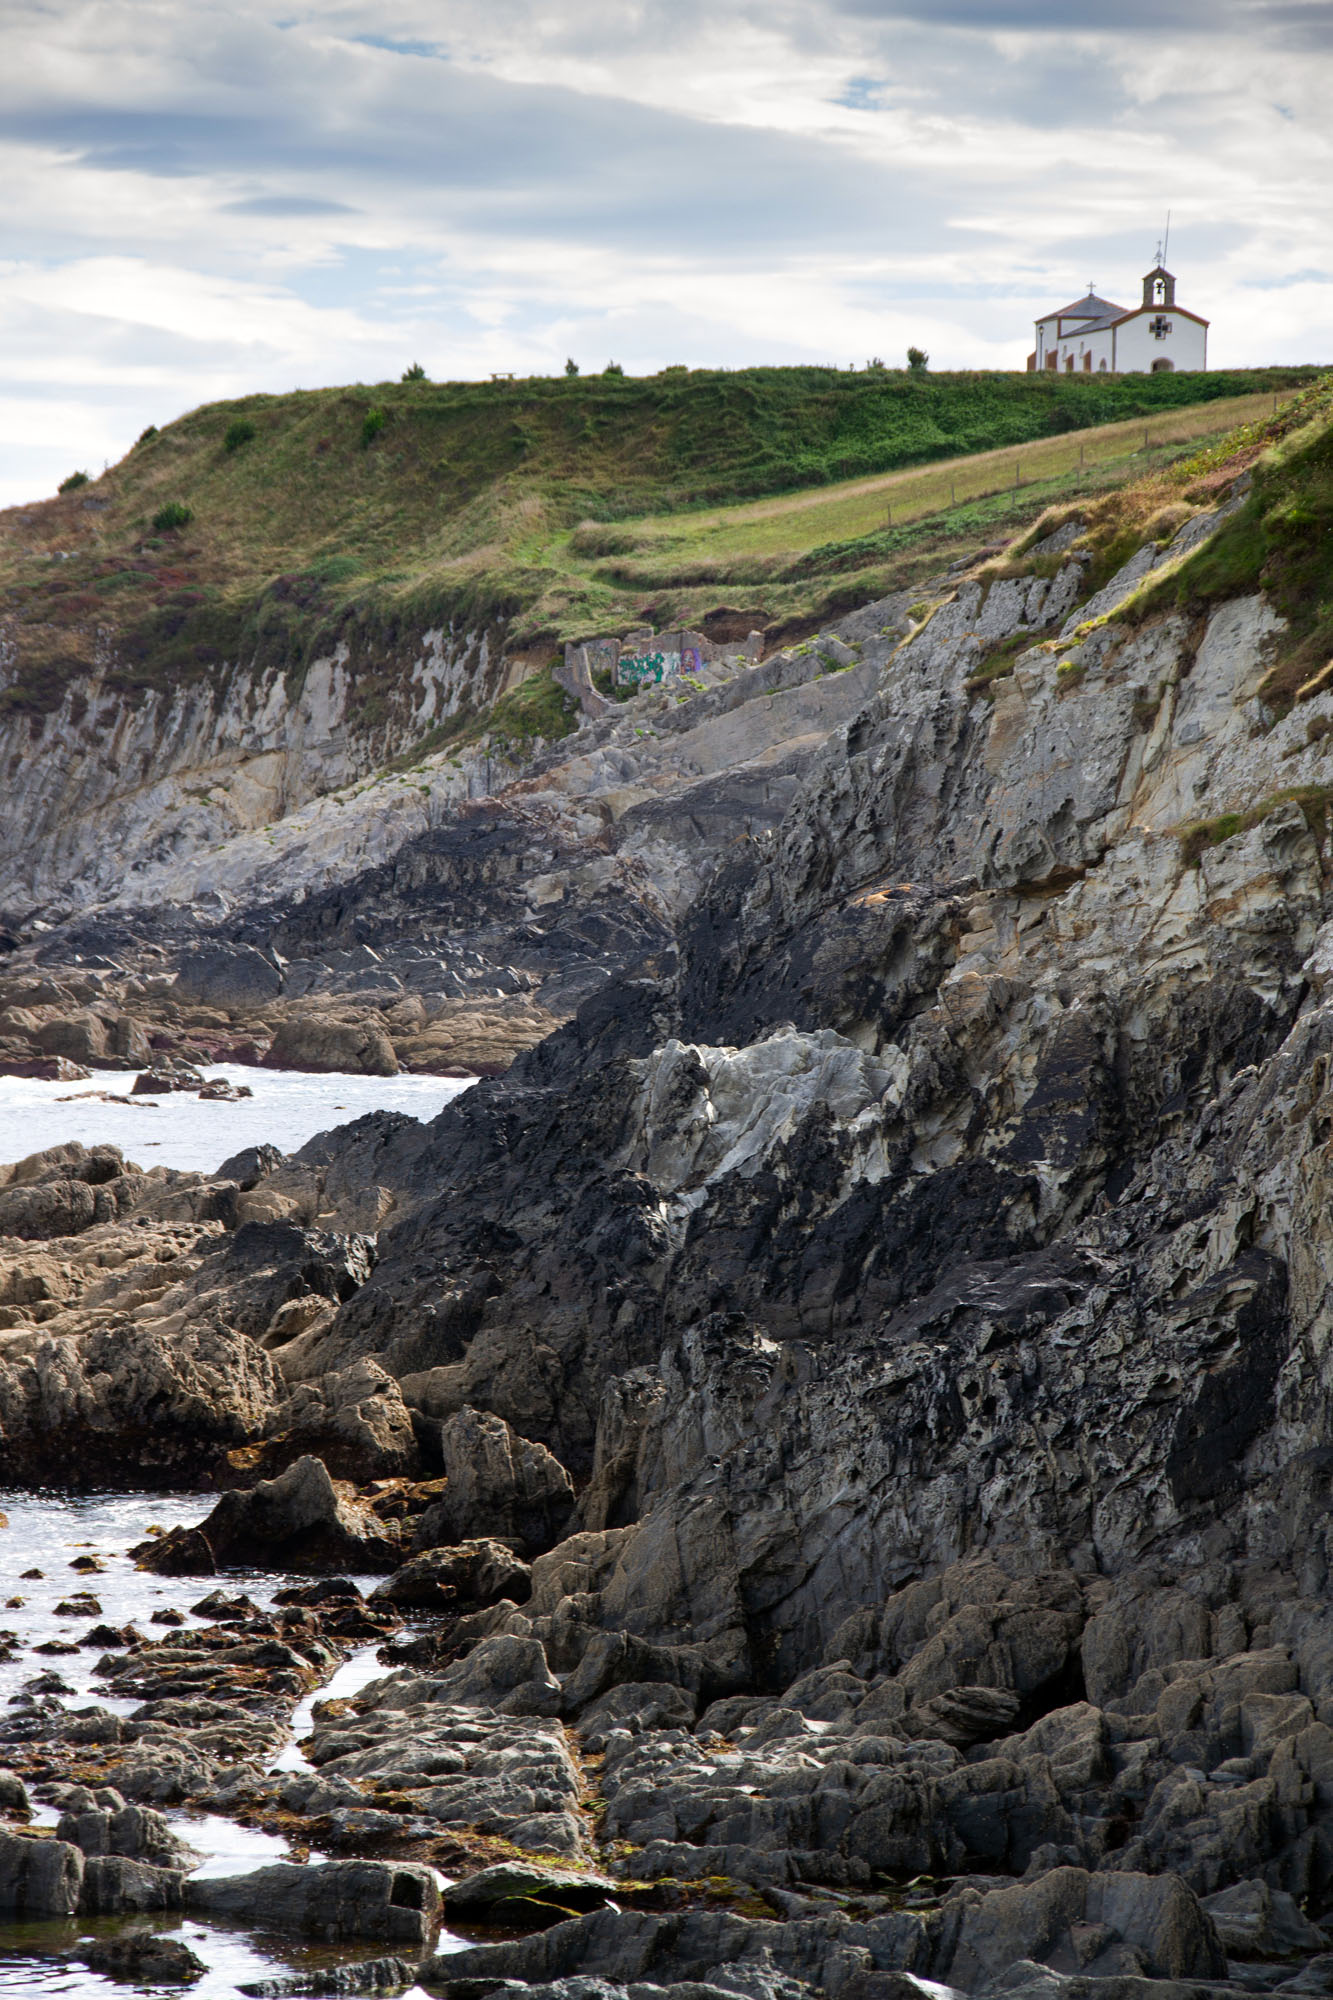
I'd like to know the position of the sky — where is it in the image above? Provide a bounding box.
[0,0,1330,507]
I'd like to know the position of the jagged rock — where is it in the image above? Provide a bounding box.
[936,1869,1227,1988]
[143,1455,400,1572]
[174,942,283,1012]
[1201,1879,1329,1957]
[57,1796,199,1867]
[370,1538,531,1610]
[410,1404,575,1556]
[185,1858,440,1949]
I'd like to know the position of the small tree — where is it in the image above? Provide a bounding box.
[565,357,579,376]
[907,346,929,374]
[866,357,887,372]
[402,362,427,381]
[603,360,624,376]
[58,470,89,493]
[153,500,193,533]
[361,407,387,448]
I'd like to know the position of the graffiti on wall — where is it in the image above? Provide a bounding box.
[616,644,703,687]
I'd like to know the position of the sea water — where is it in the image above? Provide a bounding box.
[0,1067,474,1175]
[0,1493,448,1995]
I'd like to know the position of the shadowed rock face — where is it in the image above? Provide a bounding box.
[12,494,1333,1994]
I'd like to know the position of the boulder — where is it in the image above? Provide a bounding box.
[264,1015,399,1077]
[0,1052,90,1081]
[0,1770,29,1814]
[57,1798,199,1867]
[84,1933,207,1984]
[1201,1878,1329,1957]
[185,1858,440,1950]
[370,1538,531,1611]
[78,1853,185,1913]
[422,1633,564,1716]
[0,1176,97,1239]
[174,943,283,1013]
[443,1861,619,1925]
[0,1827,83,1915]
[151,1455,400,1573]
[936,1868,1227,1988]
[412,1405,575,1557]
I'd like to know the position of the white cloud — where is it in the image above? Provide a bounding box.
[0,0,1328,507]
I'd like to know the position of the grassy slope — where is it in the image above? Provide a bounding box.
[0,363,1320,718]
[968,371,1333,711]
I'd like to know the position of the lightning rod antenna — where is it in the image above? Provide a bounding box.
[1162,209,1171,267]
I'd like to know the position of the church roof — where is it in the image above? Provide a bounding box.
[1037,291,1126,325]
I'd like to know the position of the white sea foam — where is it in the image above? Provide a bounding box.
[0,1064,474,1174]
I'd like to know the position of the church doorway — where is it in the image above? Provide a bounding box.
[1151,357,1175,373]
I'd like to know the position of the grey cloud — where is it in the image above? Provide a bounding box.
[1,38,963,262]
[223,195,357,215]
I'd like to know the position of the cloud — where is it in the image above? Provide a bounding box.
[0,0,1327,508]
[222,195,358,216]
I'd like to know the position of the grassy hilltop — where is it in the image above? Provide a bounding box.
[0,361,1322,718]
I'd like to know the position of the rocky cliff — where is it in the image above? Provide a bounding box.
[4,388,1333,2000]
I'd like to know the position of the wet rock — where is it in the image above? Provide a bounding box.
[78,1853,185,1913]
[185,1858,440,1950]
[131,1065,205,1094]
[57,1797,200,1867]
[443,1861,620,1925]
[83,1931,207,1984]
[0,1826,83,1915]
[369,1539,531,1611]
[237,1959,415,1997]
[0,1770,29,1813]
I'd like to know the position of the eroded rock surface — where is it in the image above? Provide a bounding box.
[10,478,1333,1993]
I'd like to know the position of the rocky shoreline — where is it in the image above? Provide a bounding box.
[6,443,1333,1997]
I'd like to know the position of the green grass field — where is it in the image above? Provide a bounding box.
[0,363,1322,715]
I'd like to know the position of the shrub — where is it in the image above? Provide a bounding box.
[136,425,158,444]
[603,361,624,377]
[402,362,427,381]
[907,347,929,374]
[866,357,887,372]
[58,471,89,493]
[565,358,579,376]
[361,407,387,448]
[223,418,256,453]
[152,500,193,533]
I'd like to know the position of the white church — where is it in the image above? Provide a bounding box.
[1027,264,1208,375]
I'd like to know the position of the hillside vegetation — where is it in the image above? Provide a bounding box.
[0,362,1320,716]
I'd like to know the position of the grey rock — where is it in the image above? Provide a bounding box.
[78,1853,185,1913]
[84,1932,207,1984]
[237,1956,415,1995]
[0,1827,83,1915]
[186,1858,440,1950]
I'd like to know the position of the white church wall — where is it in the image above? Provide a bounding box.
[1115,313,1207,373]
